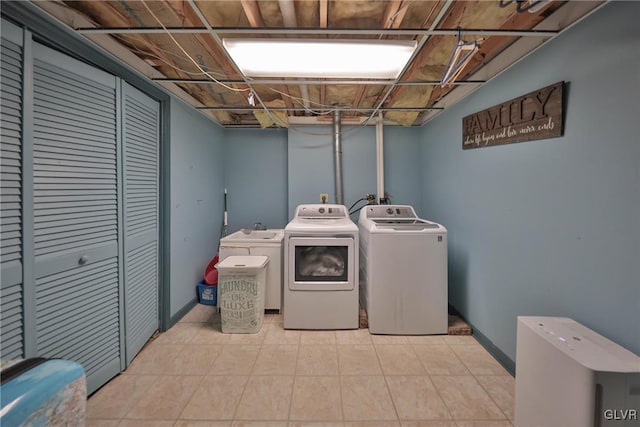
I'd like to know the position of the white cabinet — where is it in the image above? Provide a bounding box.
[219,230,284,311]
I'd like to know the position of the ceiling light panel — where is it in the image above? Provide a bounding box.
[223,39,417,79]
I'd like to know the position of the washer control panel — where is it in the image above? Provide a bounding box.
[365,205,417,219]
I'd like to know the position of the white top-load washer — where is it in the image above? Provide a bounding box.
[359,205,448,335]
[284,204,359,330]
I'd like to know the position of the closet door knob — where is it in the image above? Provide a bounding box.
[78,255,89,265]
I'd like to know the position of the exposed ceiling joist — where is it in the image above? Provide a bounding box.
[240,0,266,27]
[418,0,607,125]
[368,0,454,123]
[26,0,604,128]
[185,0,285,127]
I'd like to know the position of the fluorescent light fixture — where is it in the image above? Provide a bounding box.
[223,39,417,79]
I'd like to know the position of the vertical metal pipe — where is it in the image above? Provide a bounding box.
[333,109,344,205]
[376,112,385,204]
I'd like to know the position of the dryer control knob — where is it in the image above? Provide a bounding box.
[386,208,394,215]
[319,207,325,213]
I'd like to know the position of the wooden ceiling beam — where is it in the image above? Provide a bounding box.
[382,0,463,108]
[84,2,191,81]
[241,0,266,27]
[239,0,295,113]
[350,0,409,116]
[164,0,241,78]
[421,0,443,29]
[383,1,412,34]
[319,0,328,28]
[160,0,250,122]
[276,85,296,111]
[77,1,241,124]
[403,2,464,78]
[382,0,403,27]
[161,5,244,81]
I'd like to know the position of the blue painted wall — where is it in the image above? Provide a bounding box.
[287,124,422,220]
[223,128,289,231]
[169,100,225,317]
[383,127,423,216]
[287,125,366,219]
[419,2,640,361]
[162,121,423,319]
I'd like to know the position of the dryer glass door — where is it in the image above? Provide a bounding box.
[288,237,354,290]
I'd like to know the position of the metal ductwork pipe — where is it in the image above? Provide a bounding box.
[333,110,344,205]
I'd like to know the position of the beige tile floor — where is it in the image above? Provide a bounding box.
[87,304,515,427]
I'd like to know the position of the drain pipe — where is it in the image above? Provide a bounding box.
[333,109,344,205]
[376,112,385,204]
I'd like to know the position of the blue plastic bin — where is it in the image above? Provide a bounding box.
[197,281,217,305]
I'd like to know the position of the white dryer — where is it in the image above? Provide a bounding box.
[284,204,359,330]
[359,205,448,335]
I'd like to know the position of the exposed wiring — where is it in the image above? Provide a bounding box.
[119,1,412,128]
[499,0,549,13]
[139,0,287,128]
[141,0,288,128]
[110,2,393,128]
[348,201,371,216]
[269,88,338,115]
[140,0,249,93]
[349,206,367,216]
[287,119,376,137]
[114,35,293,113]
[360,109,383,128]
[112,34,230,78]
[388,0,416,24]
[348,194,377,215]
[348,198,367,212]
[380,0,417,37]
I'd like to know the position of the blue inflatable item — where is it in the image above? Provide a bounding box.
[1,358,86,426]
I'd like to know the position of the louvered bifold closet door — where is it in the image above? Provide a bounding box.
[122,82,159,365]
[0,23,25,360]
[32,43,121,393]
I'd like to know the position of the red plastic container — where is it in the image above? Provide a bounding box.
[204,253,219,285]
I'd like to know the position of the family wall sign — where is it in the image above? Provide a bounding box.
[462,81,564,150]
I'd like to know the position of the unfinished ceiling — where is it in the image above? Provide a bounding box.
[32,0,604,128]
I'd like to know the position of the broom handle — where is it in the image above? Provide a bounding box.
[221,188,228,237]
[224,188,228,227]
